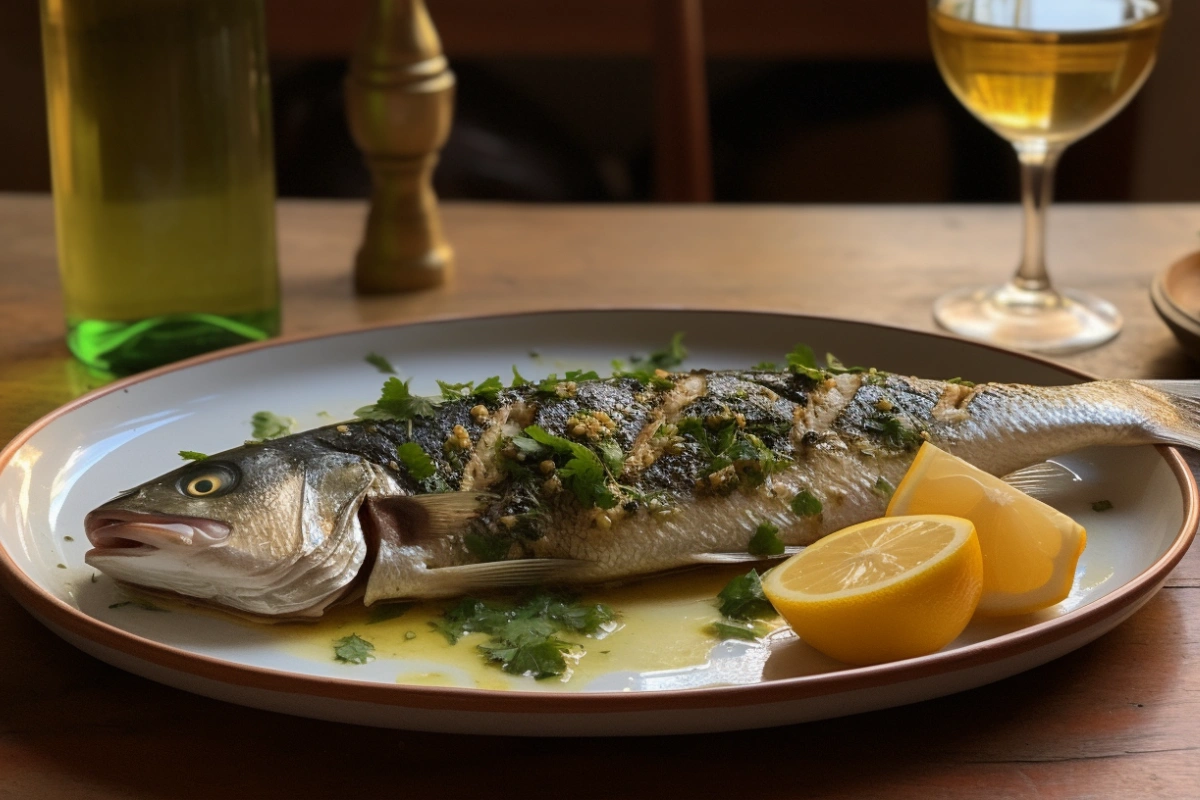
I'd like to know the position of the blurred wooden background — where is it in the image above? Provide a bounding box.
[3,0,1198,203]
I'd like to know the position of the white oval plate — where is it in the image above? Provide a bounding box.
[0,310,1195,736]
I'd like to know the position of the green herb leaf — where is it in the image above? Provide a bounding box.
[825,352,870,375]
[356,377,439,421]
[108,598,166,612]
[748,521,784,556]
[365,352,397,374]
[178,450,208,461]
[629,332,688,371]
[863,413,924,450]
[472,376,505,402]
[786,344,825,380]
[251,411,295,440]
[874,476,895,497]
[511,365,530,387]
[479,636,572,679]
[708,620,770,641]
[524,425,617,509]
[464,531,513,563]
[945,377,976,387]
[595,438,626,476]
[431,591,615,680]
[333,633,375,664]
[536,374,564,396]
[790,490,823,517]
[717,570,778,621]
[367,603,412,624]
[396,442,437,481]
[565,369,601,382]
[610,367,675,390]
[437,380,474,401]
[750,361,778,371]
[1092,499,1114,512]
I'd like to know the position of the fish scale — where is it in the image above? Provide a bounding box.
[83,368,1200,618]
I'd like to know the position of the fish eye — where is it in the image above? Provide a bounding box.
[177,462,240,499]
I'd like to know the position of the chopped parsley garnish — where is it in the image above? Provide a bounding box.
[595,439,626,476]
[945,377,976,387]
[355,377,438,422]
[437,380,473,401]
[431,592,616,680]
[463,530,513,562]
[748,521,784,556]
[874,476,895,496]
[677,417,788,490]
[108,598,167,612]
[790,490,823,517]
[510,365,530,387]
[750,361,778,371]
[333,633,375,664]
[1092,499,1114,512]
[863,412,924,450]
[366,603,412,624]
[716,570,777,621]
[251,411,295,440]
[437,376,504,403]
[629,332,688,371]
[396,442,437,480]
[521,425,618,509]
[365,352,397,374]
[708,620,770,641]
[534,369,602,396]
[786,344,825,380]
[178,450,208,462]
[472,375,505,402]
[784,345,886,384]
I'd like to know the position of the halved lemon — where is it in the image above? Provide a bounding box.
[761,514,982,666]
[886,442,1087,616]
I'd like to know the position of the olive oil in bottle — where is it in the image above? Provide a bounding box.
[40,0,280,374]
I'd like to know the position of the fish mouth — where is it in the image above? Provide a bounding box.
[84,509,231,558]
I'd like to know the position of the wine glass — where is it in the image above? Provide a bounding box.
[928,0,1169,353]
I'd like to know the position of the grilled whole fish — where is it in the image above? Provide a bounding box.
[84,369,1200,619]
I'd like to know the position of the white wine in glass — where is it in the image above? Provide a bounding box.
[929,0,1168,353]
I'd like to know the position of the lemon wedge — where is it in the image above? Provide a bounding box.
[762,514,982,666]
[886,442,1087,616]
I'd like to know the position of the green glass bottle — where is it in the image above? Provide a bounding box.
[40,0,280,375]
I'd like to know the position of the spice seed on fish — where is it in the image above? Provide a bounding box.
[470,404,489,424]
[445,424,472,451]
[336,425,350,434]
[539,459,556,475]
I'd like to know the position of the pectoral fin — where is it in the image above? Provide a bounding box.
[360,492,496,604]
[406,559,589,597]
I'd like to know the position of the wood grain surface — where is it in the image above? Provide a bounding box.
[1,195,1199,798]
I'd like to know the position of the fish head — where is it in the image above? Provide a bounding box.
[84,444,377,618]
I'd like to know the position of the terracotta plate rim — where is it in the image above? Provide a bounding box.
[0,308,1195,716]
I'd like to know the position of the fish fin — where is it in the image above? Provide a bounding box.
[409,559,589,596]
[1001,461,1080,500]
[1134,380,1200,451]
[359,492,496,548]
[690,546,805,564]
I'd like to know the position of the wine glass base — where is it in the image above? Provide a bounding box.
[933,284,1122,355]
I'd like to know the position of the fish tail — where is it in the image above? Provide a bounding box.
[1131,380,1200,451]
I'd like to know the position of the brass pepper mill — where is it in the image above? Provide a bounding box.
[345,0,455,293]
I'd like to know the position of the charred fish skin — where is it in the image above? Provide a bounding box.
[84,366,1200,617]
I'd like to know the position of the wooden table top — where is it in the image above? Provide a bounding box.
[2,194,1199,798]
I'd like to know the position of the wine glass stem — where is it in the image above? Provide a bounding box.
[1013,140,1066,293]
